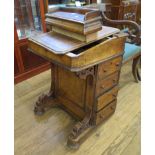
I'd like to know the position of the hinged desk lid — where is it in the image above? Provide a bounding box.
[28,26,120,55]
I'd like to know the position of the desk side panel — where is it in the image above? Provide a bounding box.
[56,67,86,119]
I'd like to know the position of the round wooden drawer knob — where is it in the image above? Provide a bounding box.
[101,85,105,89]
[113,79,117,83]
[115,63,120,67]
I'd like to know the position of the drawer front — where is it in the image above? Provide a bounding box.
[96,72,119,97]
[96,86,118,111]
[98,56,122,80]
[96,100,117,125]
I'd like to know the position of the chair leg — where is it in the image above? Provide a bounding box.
[137,57,141,81]
[132,55,141,83]
[137,69,141,81]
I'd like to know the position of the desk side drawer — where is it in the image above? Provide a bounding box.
[96,100,117,125]
[96,86,118,111]
[96,72,119,97]
[98,56,122,80]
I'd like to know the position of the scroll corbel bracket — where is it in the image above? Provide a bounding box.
[34,81,59,116]
[67,110,93,149]
[76,67,95,80]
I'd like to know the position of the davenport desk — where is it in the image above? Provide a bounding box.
[28,26,126,149]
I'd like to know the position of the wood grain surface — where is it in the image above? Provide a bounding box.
[15,62,141,155]
[28,26,120,54]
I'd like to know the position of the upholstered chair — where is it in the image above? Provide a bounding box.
[101,12,141,82]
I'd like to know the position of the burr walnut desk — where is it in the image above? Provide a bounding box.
[28,26,126,149]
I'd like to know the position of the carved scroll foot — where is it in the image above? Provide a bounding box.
[67,111,92,149]
[34,105,45,116]
[34,91,57,115]
[67,137,80,149]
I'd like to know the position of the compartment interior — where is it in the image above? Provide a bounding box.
[70,36,113,55]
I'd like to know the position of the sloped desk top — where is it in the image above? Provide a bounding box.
[28,26,120,55]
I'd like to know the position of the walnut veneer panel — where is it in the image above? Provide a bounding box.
[57,67,86,109]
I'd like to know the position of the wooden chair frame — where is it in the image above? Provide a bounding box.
[101,12,141,82]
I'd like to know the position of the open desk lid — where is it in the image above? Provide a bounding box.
[28,26,120,55]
